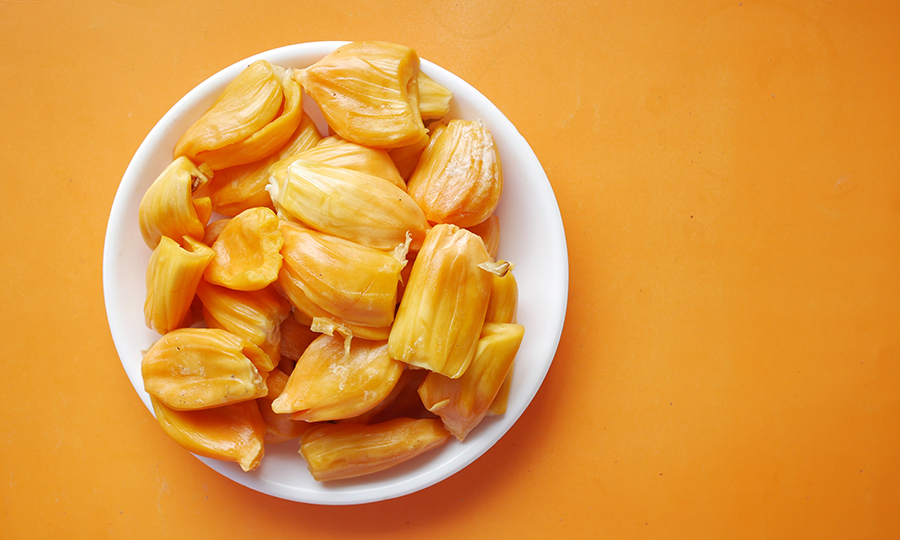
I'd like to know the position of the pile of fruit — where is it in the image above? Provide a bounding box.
[136,41,523,481]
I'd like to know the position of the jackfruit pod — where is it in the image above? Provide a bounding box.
[484,260,518,324]
[271,334,404,422]
[175,60,303,170]
[144,236,215,334]
[138,156,211,250]
[267,159,428,250]
[416,71,452,120]
[196,280,291,368]
[388,130,430,182]
[466,214,500,260]
[298,136,406,189]
[483,262,518,415]
[204,207,284,291]
[150,396,265,472]
[174,61,282,160]
[407,118,502,227]
[388,224,493,378]
[204,113,322,216]
[418,322,523,440]
[278,220,406,330]
[299,417,450,481]
[279,314,319,362]
[297,41,426,149]
[257,368,314,443]
[142,328,269,411]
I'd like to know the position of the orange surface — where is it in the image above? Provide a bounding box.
[2,1,899,538]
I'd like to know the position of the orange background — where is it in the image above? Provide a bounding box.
[2,1,899,538]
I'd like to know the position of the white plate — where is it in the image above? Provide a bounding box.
[102,42,568,505]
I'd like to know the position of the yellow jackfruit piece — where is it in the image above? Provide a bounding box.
[484,260,518,325]
[483,261,519,416]
[407,118,503,227]
[196,280,291,367]
[299,417,451,481]
[174,60,303,170]
[297,41,426,148]
[271,334,404,422]
[151,396,265,472]
[141,328,269,411]
[277,220,407,331]
[268,159,429,250]
[416,71,452,120]
[204,207,284,291]
[138,156,211,250]
[388,224,493,378]
[144,235,215,335]
[418,322,523,440]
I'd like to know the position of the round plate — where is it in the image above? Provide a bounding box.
[102,42,568,505]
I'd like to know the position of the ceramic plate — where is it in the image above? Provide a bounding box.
[103,42,568,505]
